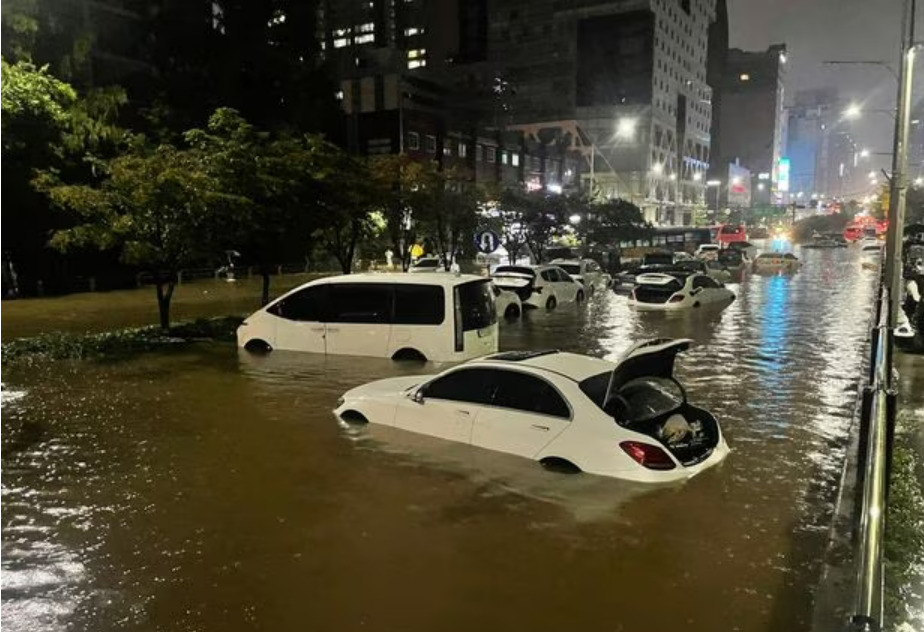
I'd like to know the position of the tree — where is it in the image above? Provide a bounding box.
[312,150,378,274]
[577,198,651,251]
[494,188,530,264]
[416,171,482,270]
[521,191,572,263]
[38,143,240,329]
[184,108,323,304]
[370,154,441,271]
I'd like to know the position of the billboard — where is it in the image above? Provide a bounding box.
[776,157,791,192]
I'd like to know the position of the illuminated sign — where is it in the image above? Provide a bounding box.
[776,158,791,192]
[758,172,771,180]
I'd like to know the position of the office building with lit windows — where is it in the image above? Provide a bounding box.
[483,0,716,224]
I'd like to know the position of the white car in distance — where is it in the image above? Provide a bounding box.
[492,264,584,309]
[629,271,735,310]
[409,257,443,273]
[695,244,721,259]
[550,259,611,294]
[334,338,730,482]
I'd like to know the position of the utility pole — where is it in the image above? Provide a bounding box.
[885,0,916,328]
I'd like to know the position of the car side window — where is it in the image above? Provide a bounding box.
[556,268,573,282]
[491,370,571,418]
[268,285,328,321]
[692,276,709,289]
[328,284,392,324]
[700,276,720,289]
[540,269,555,282]
[393,284,444,325]
[424,368,497,405]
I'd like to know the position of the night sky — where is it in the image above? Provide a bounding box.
[729,0,923,175]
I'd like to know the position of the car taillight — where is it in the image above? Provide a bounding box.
[620,441,676,470]
[668,294,685,303]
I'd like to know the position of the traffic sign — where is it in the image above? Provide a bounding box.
[474,229,501,254]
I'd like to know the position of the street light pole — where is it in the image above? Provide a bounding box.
[884,0,916,328]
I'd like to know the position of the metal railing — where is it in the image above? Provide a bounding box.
[847,282,897,632]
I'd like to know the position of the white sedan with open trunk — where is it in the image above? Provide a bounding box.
[334,339,730,482]
[628,271,735,311]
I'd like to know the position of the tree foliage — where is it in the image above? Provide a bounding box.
[38,142,242,329]
[577,198,651,251]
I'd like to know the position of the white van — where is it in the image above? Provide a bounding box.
[237,273,498,362]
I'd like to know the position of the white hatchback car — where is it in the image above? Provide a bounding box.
[752,252,802,273]
[550,259,611,294]
[492,264,584,309]
[628,271,735,310]
[335,339,729,482]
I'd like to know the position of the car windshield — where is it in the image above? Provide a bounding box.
[415,259,438,268]
[643,253,674,265]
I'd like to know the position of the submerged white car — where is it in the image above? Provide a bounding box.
[628,271,735,310]
[335,339,729,482]
[550,258,611,294]
[492,264,584,309]
[752,252,802,273]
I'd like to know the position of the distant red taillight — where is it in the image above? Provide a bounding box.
[668,294,685,303]
[620,441,676,470]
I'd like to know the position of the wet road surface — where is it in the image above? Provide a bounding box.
[2,246,880,631]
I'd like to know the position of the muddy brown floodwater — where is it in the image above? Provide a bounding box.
[2,246,878,632]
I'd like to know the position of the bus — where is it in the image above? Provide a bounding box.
[617,227,712,253]
[714,223,748,246]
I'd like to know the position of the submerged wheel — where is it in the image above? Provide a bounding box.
[392,348,427,362]
[546,296,557,309]
[576,290,585,303]
[540,457,582,474]
[339,410,369,424]
[244,339,272,354]
[504,304,521,319]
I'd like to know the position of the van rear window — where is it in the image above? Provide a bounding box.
[455,280,496,331]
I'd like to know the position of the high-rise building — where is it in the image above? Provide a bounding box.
[786,88,860,201]
[482,0,715,224]
[709,44,787,208]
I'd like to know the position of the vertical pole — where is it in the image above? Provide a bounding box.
[885,0,915,328]
[590,142,596,198]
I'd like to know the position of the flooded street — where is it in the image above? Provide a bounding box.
[2,246,879,632]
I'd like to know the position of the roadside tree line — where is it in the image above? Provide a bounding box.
[3,60,650,330]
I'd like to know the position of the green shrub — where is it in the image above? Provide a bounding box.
[1,316,244,363]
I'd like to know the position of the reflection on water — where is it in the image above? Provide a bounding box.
[1,246,879,632]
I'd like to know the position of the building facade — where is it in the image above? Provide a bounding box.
[786,87,860,201]
[709,44,787,208]
[484,0,715,225]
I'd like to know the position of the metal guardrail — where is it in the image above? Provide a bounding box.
[847,282,897,632]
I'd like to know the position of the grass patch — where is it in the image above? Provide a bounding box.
[1,315,243,364]
[884,436,924,631]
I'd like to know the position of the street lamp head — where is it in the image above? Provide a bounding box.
[706,179,721,186]
[651,163,664,175]
[669,173,677,181]
[844,103,862,119]
[569,213,582,225]
[616,117,637,139]
[692,172,702,182]
[860,148,870,157]
[757,183,766,191]
[915,177,924,187]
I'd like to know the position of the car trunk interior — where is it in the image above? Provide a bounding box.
[622,404,720,466]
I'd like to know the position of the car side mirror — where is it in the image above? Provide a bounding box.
[412,388,426,404]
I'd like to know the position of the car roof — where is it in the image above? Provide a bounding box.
[284,272,487,291]
[476,350,614,382]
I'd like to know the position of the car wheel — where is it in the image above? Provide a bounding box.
[339,410,369,424]
[392,348,427,362]
[546,295,557,309]
[244,339,272,354]
[540,457,582,474]
[576,290,585,303]
[504,304,521,319]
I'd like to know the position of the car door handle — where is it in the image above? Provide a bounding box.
[531,424,549,431]
[310,327,325,332]
[326,327,340,333]
[455,409,471,416]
